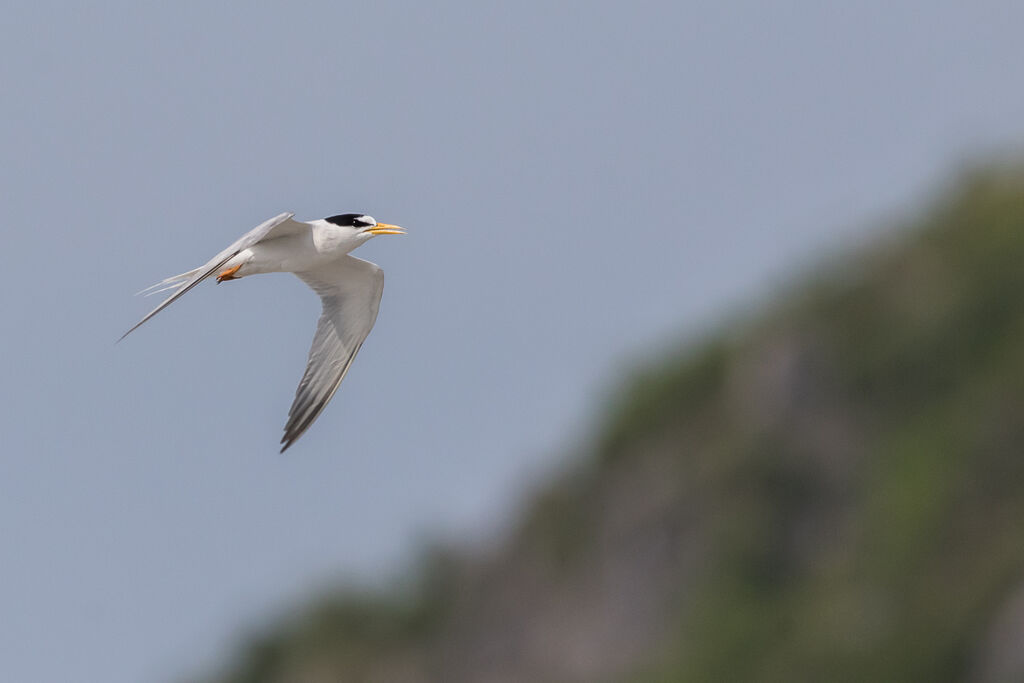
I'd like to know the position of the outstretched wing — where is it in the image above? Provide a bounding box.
[281,255,385,452]
[120,212,305,340]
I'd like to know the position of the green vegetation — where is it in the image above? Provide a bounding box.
[198,164,1024,683]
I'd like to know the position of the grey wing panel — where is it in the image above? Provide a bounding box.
[120,212,301,340]
[279,309,364,452]
[207,212,304,264]
[280,256,385,452]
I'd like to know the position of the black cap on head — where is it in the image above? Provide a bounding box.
[325,213,374,228]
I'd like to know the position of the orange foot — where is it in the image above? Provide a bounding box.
[216,264,242,283]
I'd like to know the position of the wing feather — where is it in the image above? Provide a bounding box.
[119,212,305,340]
[280,256,385,452]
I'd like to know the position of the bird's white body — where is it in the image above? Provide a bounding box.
[122,212,405,451]
[224,219,370,278]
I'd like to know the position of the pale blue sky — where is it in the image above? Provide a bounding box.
[3,2,1024,682]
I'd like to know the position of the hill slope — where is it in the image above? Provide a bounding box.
[198,166,1024,683]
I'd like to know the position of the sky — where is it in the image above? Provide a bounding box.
[3,2,1024,682]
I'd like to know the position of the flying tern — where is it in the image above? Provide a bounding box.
[121,212,405,452]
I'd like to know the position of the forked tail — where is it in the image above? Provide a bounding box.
[135,267,204,297]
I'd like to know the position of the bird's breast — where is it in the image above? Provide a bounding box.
[311,222,360,255]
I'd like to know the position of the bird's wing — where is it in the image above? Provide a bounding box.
[281,255,385,452]
[120,212,305,340]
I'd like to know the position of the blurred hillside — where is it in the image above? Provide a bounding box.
[197,165,1024,683]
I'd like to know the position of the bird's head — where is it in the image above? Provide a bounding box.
[324,213,406,241]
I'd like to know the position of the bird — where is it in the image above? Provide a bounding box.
[121,212,406,452]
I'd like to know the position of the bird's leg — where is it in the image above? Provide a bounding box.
[216,264,242,283]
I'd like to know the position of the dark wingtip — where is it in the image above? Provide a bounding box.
[280,432,294,453]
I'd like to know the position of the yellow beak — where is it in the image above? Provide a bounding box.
[367,222,406,236]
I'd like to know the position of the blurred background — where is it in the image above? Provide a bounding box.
[4,2,1024,682]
